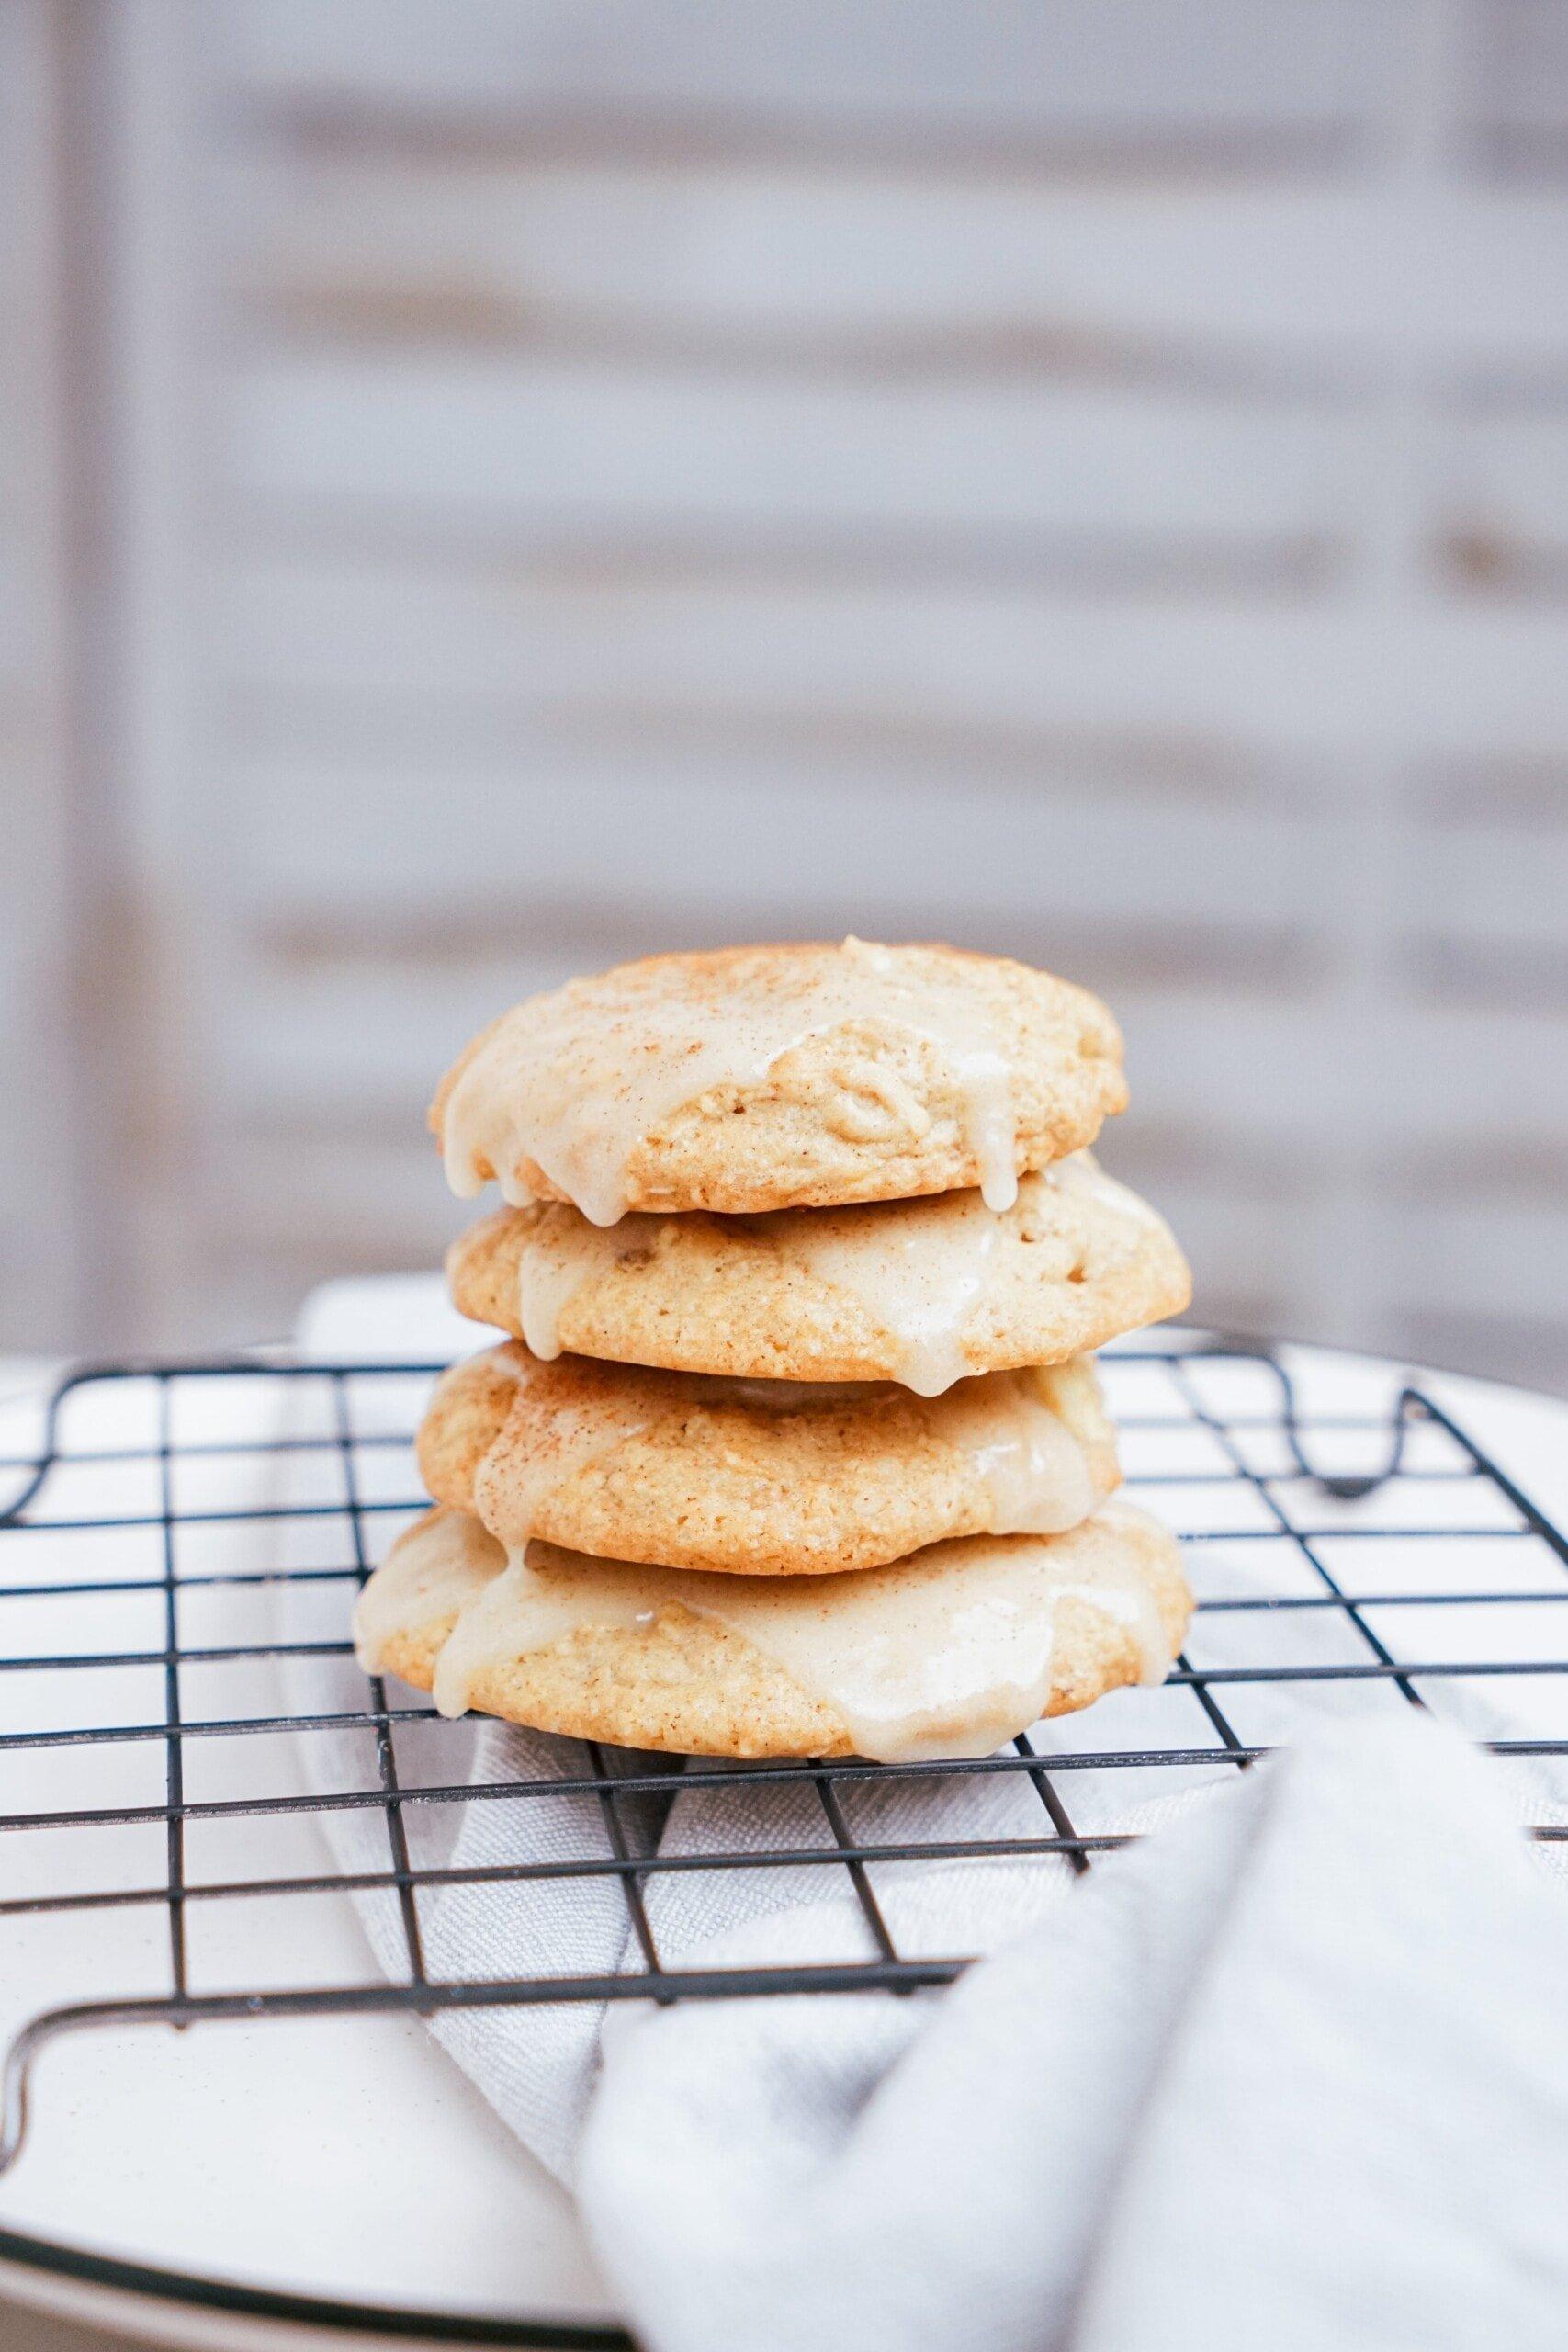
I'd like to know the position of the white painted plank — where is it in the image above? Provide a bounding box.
[1122,992,1568,1155]
[216,559,1568,755]
[1380,1197,1568,1327]
[223,356,1359,545]
[1439,405,1568,558]
[1396,817,1568,946]
[0,541,33,673]
[1470,0,1568,165]
[215,755,1333,931]
[199,961,1327,1133]
[201,1135,467,1254]
[224,158,1568,368]
[217,0,1391,137]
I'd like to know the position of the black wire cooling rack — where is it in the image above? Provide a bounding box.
[2,1339,1566,2187]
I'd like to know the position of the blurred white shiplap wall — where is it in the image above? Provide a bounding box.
[1,0,1566,1381]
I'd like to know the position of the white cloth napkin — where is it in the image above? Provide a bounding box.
[285,1646,1568,2352]
[277,1296,1568,2350]
[582,1714,1568,2352]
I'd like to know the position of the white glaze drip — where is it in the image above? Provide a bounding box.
[516,1213,671,1362]
[514,1150,1153,1394]
[353,1507,504,1673]
[440,936,1024,1227]
[517,1234,591,1360]
[940,1370,1100,1532]
[430,1505,1176,1760]
[766,1187,1003,1396]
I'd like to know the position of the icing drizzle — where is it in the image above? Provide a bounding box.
[439,938,1024,1227]
[352,1505,504,1672]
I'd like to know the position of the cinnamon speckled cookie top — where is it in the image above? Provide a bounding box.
[431,940,1126,1224]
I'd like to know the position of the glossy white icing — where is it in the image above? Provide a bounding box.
[352,1506,504,1673]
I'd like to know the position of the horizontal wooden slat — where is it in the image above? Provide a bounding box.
[0,541,36,671]
[181,947,1568,1205]
[1379,1194,1568,1328]
[1383,1134,1568,1201]
[1469,0,1568,178]
[223,357,1360,566]
[200,939,1329,1134]
[1411,756,1568,823]
[1402,932,1568,1012]
[1435,401,1568,594]
[197,1132,468,1255]
[226,693,1309,808]
[216,557,1568,751]
[1114,995,1562,1157]
[1395,818,1568,946]
[218,0,1390,151]
[222,159,1568,375]
[217,754,1334,922]
[1372,1001,1568,1140]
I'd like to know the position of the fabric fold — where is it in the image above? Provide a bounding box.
[578,1716,1568,2352]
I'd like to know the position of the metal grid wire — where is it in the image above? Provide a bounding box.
[2,1340,1566,2178]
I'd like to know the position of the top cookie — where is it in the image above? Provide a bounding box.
[431,939,1126,1224]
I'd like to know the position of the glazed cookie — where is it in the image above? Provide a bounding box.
[448,1151,1190,1393]
[417,1342,1120,1577]
[431,940,1126,1225]
[354,1503,1192,1762]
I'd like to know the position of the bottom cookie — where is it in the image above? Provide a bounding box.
[355,1502,1190,1762]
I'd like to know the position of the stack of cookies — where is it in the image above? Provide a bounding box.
[355,941,1194,1763]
